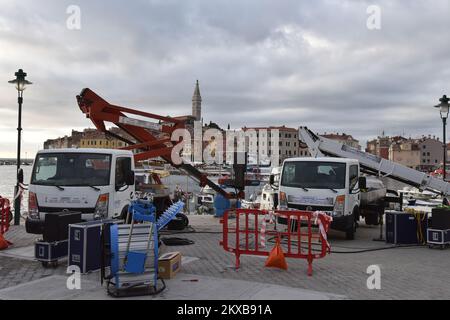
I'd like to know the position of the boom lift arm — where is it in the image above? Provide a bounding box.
[76,88,238,199]
[299,126,450,196]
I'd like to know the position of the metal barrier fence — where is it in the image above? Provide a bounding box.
[220,209,332,276]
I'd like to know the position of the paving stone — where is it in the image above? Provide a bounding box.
[0,217,449,299]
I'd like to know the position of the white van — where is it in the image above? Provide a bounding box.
[25,148,135,234]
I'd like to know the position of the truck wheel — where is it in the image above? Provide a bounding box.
[345,226,355,240]
[345,212,357,240]
[120,206,130,224]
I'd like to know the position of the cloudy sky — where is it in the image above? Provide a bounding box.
[1,0,450,158]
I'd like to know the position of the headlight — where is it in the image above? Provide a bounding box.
[94,193,109,219]
[333,195,345,217]
[279,191,287,209]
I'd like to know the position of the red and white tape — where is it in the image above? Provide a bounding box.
[313,211,333,250]
[260,217,267,248]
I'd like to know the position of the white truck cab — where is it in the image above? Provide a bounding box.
[25,148,135,234]
[278,157,361,239]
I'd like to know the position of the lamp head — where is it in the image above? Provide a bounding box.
[435,95,450,120]
[8,69,32,92]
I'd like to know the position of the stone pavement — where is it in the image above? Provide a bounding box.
[0,273,344,300]
[0,216,449,300]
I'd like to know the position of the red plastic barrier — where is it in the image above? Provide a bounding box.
[220,209,332,276]
[0,196,11,234]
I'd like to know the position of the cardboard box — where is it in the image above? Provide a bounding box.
[158,251,181,279]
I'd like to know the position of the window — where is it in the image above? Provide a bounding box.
[281,161,346,189]
[115,157,132,187]
[427,152,430,156]
[31,153,111,186]
[349,165,359,190]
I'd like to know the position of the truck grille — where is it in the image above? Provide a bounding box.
[287,203,334,212]
[38,206,95,214]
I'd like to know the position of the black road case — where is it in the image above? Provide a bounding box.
[35,240,68,268]
[44,211,82,242]
[385,211,428,244]
[427,228,450,249]
[431,208,450,230]
[68,219,119,273]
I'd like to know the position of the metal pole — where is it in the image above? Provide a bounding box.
[14,91,23,225]
[444,117,447,181]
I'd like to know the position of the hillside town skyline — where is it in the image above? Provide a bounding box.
[35,81,449,173]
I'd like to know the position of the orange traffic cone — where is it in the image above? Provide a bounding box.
[265,237,288,270]
[0,233,11,250]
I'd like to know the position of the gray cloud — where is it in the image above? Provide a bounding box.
[1,0,450,157]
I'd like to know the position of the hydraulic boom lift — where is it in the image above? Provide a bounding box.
[76,88,244,200]
[299,126,450,196]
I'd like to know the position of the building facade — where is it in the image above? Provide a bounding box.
[43,128,130,150]
[322,132,361,150]
[389,139,421,170]
[367,135,406,159]
[418,136,442,172]
[241,126,308,165]
[367,134,443,172]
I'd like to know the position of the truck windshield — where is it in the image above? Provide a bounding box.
[31,153,111,187]
[281,161,346,189]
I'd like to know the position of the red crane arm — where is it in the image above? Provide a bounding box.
[76,88,234,199]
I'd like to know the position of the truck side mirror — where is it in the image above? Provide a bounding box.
[358,176,367,190]
[269,174,275,185]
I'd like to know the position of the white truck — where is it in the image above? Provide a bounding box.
[277,157,368,240]
[274,126,450,240]
[25,148,135,234]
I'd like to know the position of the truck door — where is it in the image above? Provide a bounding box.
[113,157,133,217]
[348,164,359,214]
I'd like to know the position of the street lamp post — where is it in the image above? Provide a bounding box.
[435,95,450,181]
[8,69,32,225]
